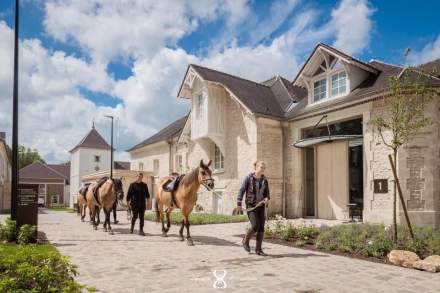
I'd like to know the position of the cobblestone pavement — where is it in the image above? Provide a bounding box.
[7,210,440,293]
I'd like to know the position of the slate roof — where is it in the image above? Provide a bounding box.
[189,64,286,118]
[114,161,130,170]
[417,59,440,77]
[127,115,188,152]
[19,162,69,181]
[70,127,111,153]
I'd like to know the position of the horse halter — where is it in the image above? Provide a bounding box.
[201,177,215,190]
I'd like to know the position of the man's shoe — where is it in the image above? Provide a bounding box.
[130,224,134,234]
[114,220,119,224]
[255,232,268,256]
[139,230,146,236]
[256,250,268,256]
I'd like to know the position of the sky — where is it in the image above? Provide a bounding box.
[0,0,439,163]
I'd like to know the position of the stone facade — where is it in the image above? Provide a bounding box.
[0,139,11,213]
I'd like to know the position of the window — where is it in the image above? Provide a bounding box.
[153,159,159,175]
[195,93,205,120]
[52,195,59,204]
[138,162,144,171]
[175,155,183,172]
[214,145,224,170]
[313,78,327,102]
[331,71,347,97]
[94,155,100,163]
[39,184,46,195]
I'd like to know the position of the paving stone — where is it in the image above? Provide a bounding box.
[3,211,439,293]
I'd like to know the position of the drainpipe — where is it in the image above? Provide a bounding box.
[282,122,287,218]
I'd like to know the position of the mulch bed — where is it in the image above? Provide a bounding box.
[237,234,392,266]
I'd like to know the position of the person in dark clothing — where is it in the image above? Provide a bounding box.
[127,172,150,236]
[236,161,270,256]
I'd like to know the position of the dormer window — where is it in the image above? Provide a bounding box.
[313,78,327,102]
[195,93,205,120]
[331,71,347,97]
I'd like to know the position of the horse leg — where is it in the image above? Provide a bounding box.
[107,209,113,235]
[179,219,185,241]
[103,208,108,232]
[96,207,101,226]
[184,214,194,246]
[81,204,86,222]
[161,210,168,237]
[165,211,171,233]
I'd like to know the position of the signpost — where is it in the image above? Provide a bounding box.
[17,184,38,229]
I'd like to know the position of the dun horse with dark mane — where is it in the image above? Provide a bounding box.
[86,178,124,234]
[156,160,214,245]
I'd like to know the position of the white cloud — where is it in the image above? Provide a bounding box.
[43,0,250,64]
[1,0,379,164]
[407,35,440,65]
[330,0,374,55]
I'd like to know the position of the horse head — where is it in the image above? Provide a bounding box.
[112,178,124,200]
[198,159,214,189]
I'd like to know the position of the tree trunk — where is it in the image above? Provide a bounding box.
[393,149,397,243]
[388,153,415,239]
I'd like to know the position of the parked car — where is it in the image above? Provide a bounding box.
[38,195,45,207]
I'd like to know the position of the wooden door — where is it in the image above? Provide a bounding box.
[316,140,349,220]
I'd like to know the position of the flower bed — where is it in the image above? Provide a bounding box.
[263,215,440,262]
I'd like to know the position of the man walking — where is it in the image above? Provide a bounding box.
[127,172,150,236]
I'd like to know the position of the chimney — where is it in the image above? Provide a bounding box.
[0,132,5,140]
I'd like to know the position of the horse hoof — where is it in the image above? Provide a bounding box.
[179,235,184,241]
[109,230,114,235]
[162,233,168,237]
[93,226,97,230]
[187,239,194,246]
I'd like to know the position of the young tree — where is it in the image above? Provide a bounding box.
[370,68,439,242]
[18,145,45,169]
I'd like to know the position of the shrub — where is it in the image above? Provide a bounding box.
[0,218,17,243]
[296,226,319,242]
[0,244,95,292]
[17,224,37,245]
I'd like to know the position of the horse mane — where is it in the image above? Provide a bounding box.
[181,167,200,187]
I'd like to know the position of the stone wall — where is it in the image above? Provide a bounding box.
[187,94,258,215]
[256,117,283,215]
[397,98,440,229]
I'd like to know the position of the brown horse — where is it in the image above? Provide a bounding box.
[77,192,87,222]
[86,178,124,233]
[156,160,214,245]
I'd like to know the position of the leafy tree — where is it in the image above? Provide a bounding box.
[370,68,439,242]
[18,145,45,169]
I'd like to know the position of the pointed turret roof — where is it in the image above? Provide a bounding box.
[69,125,111,153]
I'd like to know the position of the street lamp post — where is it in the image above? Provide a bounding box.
[11,0,20,220]
[104,115,114,179]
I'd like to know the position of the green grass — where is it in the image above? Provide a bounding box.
[48,206,75,212]
[144,211,248,225]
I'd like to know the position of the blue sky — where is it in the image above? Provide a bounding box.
[0,0,439,163]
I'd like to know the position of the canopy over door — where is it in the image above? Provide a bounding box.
[316,140,349,220]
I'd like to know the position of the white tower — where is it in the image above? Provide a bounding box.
[69,123,111,208]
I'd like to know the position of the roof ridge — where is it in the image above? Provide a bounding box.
[190,64,270,88]
[368,59,402,69]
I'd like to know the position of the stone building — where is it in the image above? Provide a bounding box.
[69,124,131,208]
[19,162,70,207]
[128,43,440,228]
[0,132,11,213]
